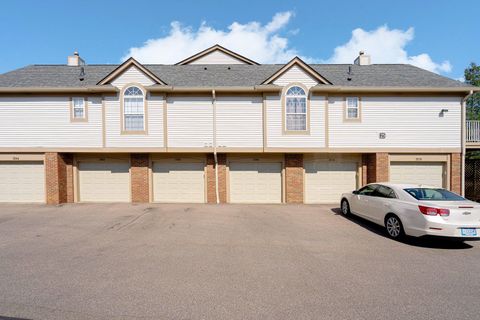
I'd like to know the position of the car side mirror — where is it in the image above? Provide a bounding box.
[352,190,359,195]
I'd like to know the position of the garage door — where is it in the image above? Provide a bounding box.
[153,162,205,203]
[0,162,45,202]
[390,162,445,187]
[229,162,282,203]
[78,161,130,202]
[305,161,358,204]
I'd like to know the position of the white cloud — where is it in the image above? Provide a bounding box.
[122,11,312,64]
[325,25,451,73]
[123,16,452,75]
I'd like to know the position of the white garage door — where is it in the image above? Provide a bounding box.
[390,162,445,187]
[229,162,282,203]
[0,162,45,203]
[153,162,205,203]
[78,161,130,202]
[305,161,358,204]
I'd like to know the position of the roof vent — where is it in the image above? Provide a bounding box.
[79,67,85,81]
[354,51,371,66]
[67,51,85,66]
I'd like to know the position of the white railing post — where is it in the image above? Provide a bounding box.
[466,120,480,142]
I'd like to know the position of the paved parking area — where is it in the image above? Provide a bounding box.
[0,203,479,320]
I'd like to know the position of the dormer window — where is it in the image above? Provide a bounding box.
[285,85,307,131]
[123,86,145,132]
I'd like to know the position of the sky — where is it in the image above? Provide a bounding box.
[0,0,478,80]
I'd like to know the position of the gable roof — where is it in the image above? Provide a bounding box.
[175,44,259,65]
[0,64,476,93]
[97,57,167,85]
[262,57,332,85]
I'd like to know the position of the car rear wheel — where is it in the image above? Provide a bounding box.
[385,214,404,239]
[341,199,351,216]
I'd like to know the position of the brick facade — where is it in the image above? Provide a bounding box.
[45,152,70,205]
[285,154,304,203]
[131,154,150,203]
[64,154,74,203]
[363,153,389,184]
[450,153,462,194]
[217,154,227,203]
[206,154,217,203]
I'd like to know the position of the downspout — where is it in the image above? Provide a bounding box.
[212,89,219,204]
[461,90,474,196]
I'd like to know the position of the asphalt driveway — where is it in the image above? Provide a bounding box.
[0,203,479,320]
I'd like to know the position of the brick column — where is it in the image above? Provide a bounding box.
[64,154,74,203]
[285,154,304,203]
[45,152,69,205]
[364,153,389,184]
[451,153,461,194]
[205,153,227,204]
[217,154,227,203]
[206,154,216,203]
[131,154,150,203]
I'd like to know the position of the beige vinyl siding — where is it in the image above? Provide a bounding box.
[229,162,282,203]
[78,160,130,202]
[104,94,164,147]
[390,162,445,188]
[272,65,319,88]
[216,96,263,148]
[0,161,45,203]
[328,96,462,148]
[305,161,358,204]
[167,96,213,148]
[187,50,247,65]
[111,66,155,88]
[266,95,326,148]
[152,161,205,203]
[0,96,102,148]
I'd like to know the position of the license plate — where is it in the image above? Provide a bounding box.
[460,228,477,237]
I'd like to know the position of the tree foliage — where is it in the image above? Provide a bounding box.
[465,62,480,120]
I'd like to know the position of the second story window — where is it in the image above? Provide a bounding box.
[72,97,86,120]
[123,86,145,132]
[346,97,359,119]
[285,86,307,131]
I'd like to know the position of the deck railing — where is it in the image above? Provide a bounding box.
[467,120,480,143]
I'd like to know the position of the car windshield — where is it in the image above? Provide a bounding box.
[404,188,465,201]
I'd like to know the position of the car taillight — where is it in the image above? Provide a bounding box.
[418,205,450,217]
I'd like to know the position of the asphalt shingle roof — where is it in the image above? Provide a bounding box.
[0,63,469,88]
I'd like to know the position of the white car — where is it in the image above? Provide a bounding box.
[340,183,480,240]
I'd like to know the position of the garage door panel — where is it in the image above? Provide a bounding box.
[229,162,282,203]
[390,162,444,187]
[0,162,45,203]
[78,161,130,202]
[153,162,205,203]
[305,161,357,204]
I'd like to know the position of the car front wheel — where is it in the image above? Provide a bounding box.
[385,214,404,239]
[341,199,351,216]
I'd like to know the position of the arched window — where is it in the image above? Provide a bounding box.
[123,86,145,132]
[285,86,307,131]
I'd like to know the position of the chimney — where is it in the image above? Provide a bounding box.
[354,51,371,66]
[67,51,85,66]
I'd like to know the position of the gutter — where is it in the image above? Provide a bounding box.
[462,90,475,196]
[309,86,480,94]
[148,85,282,93]
[0,86,118,93]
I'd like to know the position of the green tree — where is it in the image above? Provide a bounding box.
[465,62,480,120]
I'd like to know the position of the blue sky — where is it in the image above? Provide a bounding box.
[0,0,478,80]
